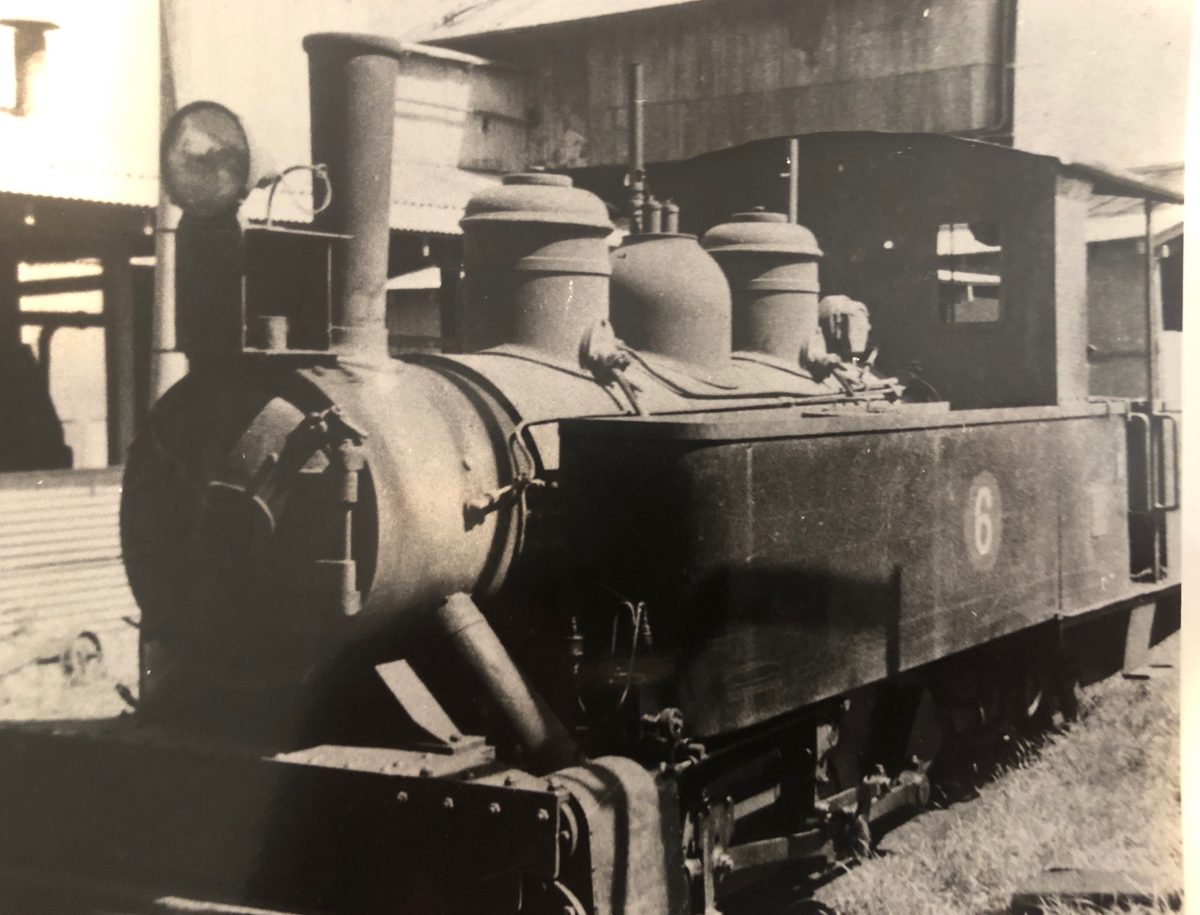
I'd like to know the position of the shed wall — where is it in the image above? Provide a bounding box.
[441,0,1012,168]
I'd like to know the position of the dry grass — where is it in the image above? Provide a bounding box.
[810,635,1181,915]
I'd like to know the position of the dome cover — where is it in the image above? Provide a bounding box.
[462,173,612,232]
[701,210,823,257]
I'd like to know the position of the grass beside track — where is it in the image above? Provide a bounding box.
[808,634,1181,915]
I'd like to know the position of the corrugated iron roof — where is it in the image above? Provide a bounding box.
[1084,163,1184,243]
[1062,161,1183,206]
[0,165,156,209]
[243,159,500,237]
[1089,164,1184,218]
[424,0,702,40]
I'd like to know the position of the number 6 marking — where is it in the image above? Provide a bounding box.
[964,471,1002,570]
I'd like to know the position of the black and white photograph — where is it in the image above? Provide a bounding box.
[0,1,1189,912]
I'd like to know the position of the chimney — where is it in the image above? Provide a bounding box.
[2,19,57,117]
[302,33,410,358]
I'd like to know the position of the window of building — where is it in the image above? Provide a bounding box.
[937,221,1003,324]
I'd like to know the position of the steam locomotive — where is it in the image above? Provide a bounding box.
[0,31,1181,915]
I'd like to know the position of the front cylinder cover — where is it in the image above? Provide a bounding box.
[460,173,613,362]
[121,360,517,713]
[701,210,823,361]
[609,233,733,371]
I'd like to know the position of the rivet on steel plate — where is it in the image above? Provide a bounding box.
[537,808,550,822]
[442,797,455,811]
[396,791,409,803]
[488,802,502,815]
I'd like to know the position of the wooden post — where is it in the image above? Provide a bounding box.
[1143,200,1161,407]
[1141,200,1164,581]
[436,239,462,353]
[103,253,136,466]
[788,137,800,223]
[0,254,20,348]
[151,0,188,404]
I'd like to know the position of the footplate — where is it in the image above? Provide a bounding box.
[0,721,564,914]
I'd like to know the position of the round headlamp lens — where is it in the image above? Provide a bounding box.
[161,101,250,217]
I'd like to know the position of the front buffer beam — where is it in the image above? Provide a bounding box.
[0,725,691,915]
[0,723,563,914]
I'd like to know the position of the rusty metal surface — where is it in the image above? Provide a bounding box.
[434,593,578,772]
[274,739,495,778]
[701,211,823,259]
[702,210,823,360]
[462,173,612,230]
[461,174,612,359]
[561,406,1141,736]
[610,234,733,370]
[305,34,406,356]
[563,401,1117,442]
[121,358,517,734]
[553,757,689,915]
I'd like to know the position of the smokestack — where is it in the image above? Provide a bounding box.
[303,33,409,358]
[2,19,57,117]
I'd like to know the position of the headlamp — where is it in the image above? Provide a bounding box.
[161,101,251,217]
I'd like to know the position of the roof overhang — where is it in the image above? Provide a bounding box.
[426,0,702,42]
[786,132,1185,205]
[1061,161,1183,205]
